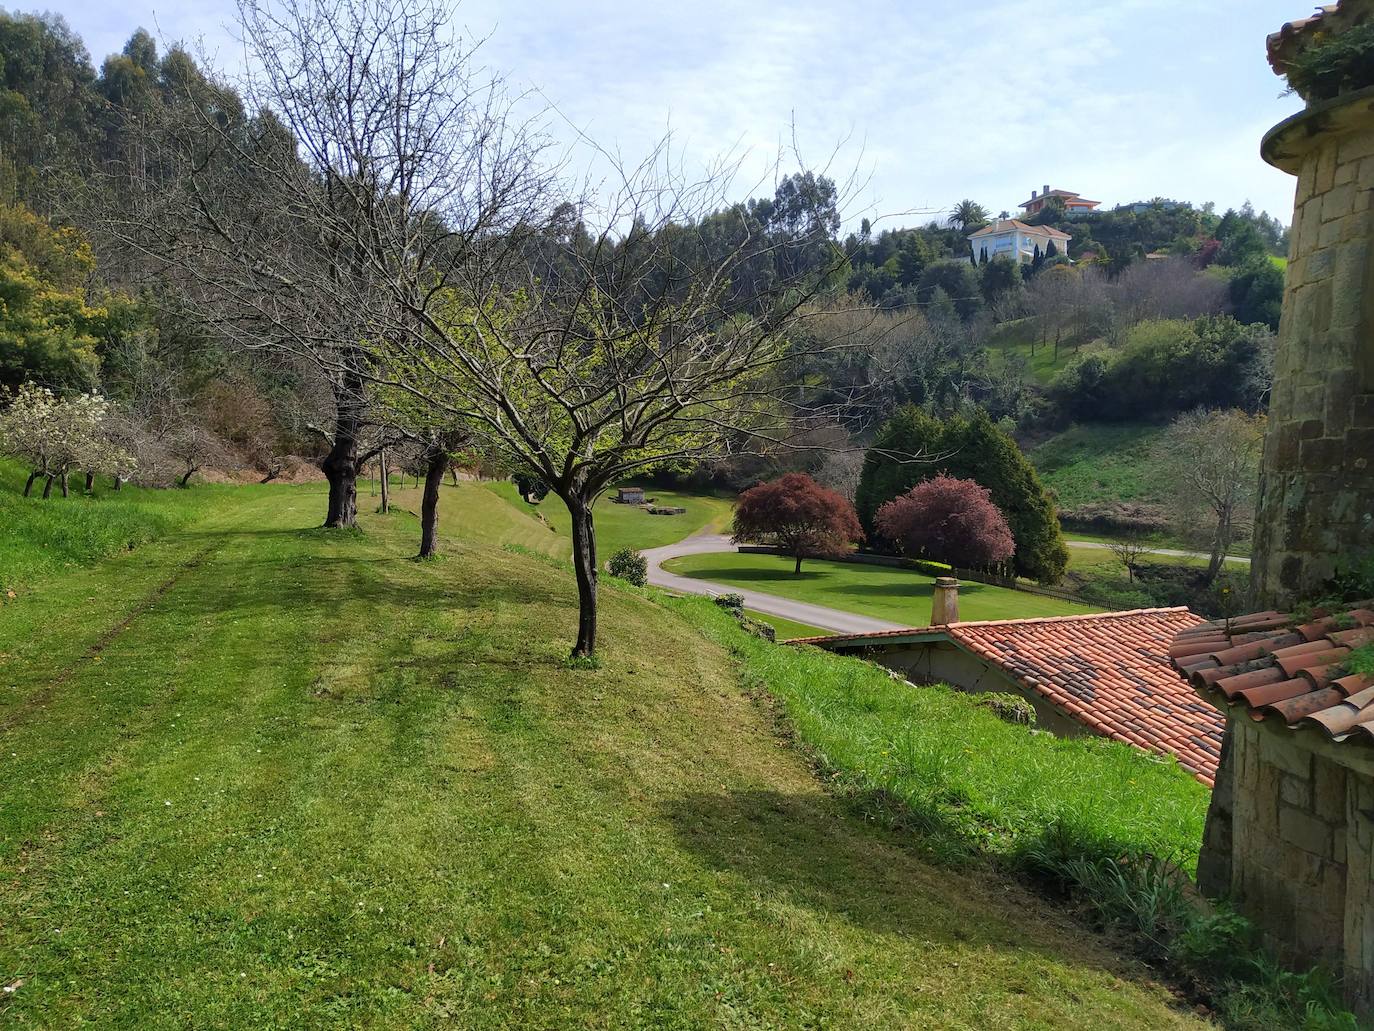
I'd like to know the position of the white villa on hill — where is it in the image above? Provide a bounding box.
[967,219,1071,264]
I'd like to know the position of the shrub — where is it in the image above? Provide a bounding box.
[875,475,1015,569]
[974,692,1036,726]
[1282,21,1374,101]
[1048,315,1274,422]
[733,472,863,574]
[607,547,647,586]
[713,592,746,611]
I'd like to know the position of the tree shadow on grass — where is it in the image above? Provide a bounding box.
[676,565,828,585]
[660,787,1160,983]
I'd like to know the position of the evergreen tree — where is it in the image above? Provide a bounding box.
[856,407,1068,582]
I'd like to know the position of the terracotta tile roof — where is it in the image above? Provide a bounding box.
[1267,3,1370,76]
[1169,604,1374,745]
[1019,189,1101,209]
[967,218,1072,241]
[793,607,1220,784]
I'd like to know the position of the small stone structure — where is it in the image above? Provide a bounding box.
[614,486,645,504]
[1170,604,1374,1014]
[795,603,1219,782]
[1223,718,1373,998]
[1250,2,1374,608]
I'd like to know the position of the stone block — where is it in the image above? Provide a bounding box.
[1300,417,1326,439]
[1306,246,1336,281]
[1260,729,1313,779]
[1324,183,1356,222]
[1338,129,1374,164]
[1346,428,1374,466]
[1282,772,1314,808]
[1301,436,1344,471]
[1319,217,1344,249]
[1281,806,1334,857]
[1317,146,1337,193]
[1316,759,1349,825]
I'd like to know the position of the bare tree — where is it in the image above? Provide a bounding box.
[1155,408,1266,585]
[1106,529,1154,584]
[95,0,874,657]
[90,0,549,528]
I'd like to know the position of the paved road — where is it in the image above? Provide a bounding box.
[642,533,1249,639]
[641,533,907,637]
[1064,539,1250,564]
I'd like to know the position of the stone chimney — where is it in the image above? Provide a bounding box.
[931,577,960,626]
[1043,183,1050,195]
[1031,189,1038,200]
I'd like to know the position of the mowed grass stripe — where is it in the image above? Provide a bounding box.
[1,486,1203,1028]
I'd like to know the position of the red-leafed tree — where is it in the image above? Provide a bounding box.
[875,475,1015,569]
[733,473,864,574]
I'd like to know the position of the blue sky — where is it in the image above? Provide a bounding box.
[55,0,1308,228]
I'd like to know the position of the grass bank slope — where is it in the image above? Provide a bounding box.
[0,482,1201,1028]
[0,458,221,594]
[1029,422,1169,511]
[663,550,1097,624]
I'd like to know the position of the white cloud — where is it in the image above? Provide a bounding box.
[57,0,1308,222]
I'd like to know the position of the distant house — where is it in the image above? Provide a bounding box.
[967,219,1071,264]
[615,486,645,504]
[793,605,1219,783]
[1019,184,1101,215]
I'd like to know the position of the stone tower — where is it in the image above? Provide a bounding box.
[1251,1,1374,608]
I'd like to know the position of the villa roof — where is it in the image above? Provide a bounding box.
[793,607,1219,783]
[1018,188,1101,209]
[1170,604,1374,745]
[967,219,1072,240]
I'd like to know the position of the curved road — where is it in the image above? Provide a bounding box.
[641,533,907,636]
[642,533,1249,638]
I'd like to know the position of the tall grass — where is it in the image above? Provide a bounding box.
[0,460,210,592]
[663,594,1359,1029]
[666,590,1207,866]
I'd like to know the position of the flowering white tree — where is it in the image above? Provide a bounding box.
[0,383,128,497]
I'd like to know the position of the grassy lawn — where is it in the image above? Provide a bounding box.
[480,481,732,558]
[0,459,221,593]
[1029,422,1170,510]
[0,480,1208,1028]
[985,317,1085,385]
[1067,542,1249,575]
[662,551,1097,624]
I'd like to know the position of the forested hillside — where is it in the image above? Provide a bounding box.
[0,8,1285,611]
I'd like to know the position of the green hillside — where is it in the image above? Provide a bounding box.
[0,480,1212,1028]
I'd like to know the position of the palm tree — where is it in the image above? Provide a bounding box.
[948,199,989,232]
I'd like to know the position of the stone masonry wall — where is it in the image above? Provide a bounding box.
[1251,105,1374,607]
[1227,718,1349,971]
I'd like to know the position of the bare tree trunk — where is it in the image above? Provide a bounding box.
[179,466,196,488]
[418,445,447,558]
[1205,509,1233,586]
[566,493,599,658]
[59,471,69,498]
[794,552,803,574]
[42,475,55,499]
[378,449,390,514]
[113,476,123,491]
[85,470,95,493]
[319,367,365,529]
[23,470,38,496]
